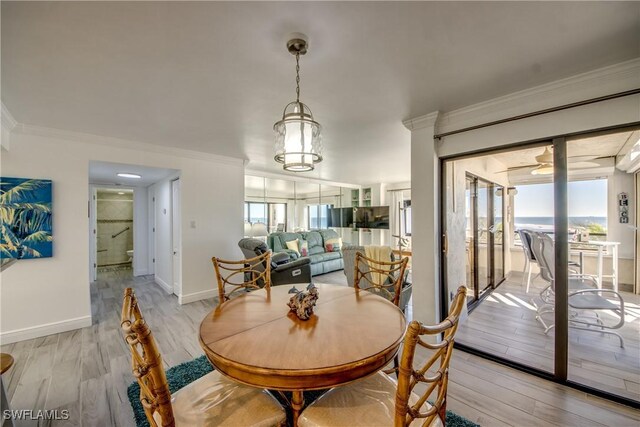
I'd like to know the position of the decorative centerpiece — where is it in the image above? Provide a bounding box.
[287,284,319,320]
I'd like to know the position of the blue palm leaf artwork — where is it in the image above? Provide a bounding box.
[0,177,53,259]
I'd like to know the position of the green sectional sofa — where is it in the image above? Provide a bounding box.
[267,229,344,276]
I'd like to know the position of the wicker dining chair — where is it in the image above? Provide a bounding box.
[212,251,271,304]
[353,251,410,375]
[353,251,409,308]
[298,286,468,427]
[120,288,285,427]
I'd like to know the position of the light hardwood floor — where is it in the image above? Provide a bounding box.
[1,269,638,426]
[456,273,640,402]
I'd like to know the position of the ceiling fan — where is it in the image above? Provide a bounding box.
[496,146,602,175]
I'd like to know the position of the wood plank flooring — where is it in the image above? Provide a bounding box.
[456,273,640,402]
[0,269,638,426]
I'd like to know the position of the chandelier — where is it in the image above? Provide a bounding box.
[274,35,323,172]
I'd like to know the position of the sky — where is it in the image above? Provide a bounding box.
[514,179,607,217]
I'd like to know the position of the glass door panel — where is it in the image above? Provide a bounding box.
[477,180,491,294]
[443,146,554,374]
[566,131,640,403]
[493,185,505,284]
[465,176,475,302]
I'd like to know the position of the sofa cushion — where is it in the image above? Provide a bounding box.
[310,252,342,263]
[303,231,325,255]
[318,229,340,243]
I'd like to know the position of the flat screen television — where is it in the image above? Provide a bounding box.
[354,206,389,229]
[328,207,353,228]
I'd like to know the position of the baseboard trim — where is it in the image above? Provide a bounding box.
[154,276,173,294]
[133,268,149,277]
[179,289,217,305]
[0,315,92,345]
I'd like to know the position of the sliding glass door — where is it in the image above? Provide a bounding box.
[441,126,640,405]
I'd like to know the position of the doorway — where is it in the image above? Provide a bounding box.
[89,187,135,280]
[441,125,640,406]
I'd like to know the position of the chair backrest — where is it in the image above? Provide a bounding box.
[212,251,271,304]
[121,288,174,427]
[394,286,467,427]
[517,229,536,262]
[342,245,363,287]
[237,238,270,269]
[530,232,556,284]
[353,251,408,308]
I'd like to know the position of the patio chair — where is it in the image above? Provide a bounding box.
[517,229,539,293]
[529,231,626,347]
[519,229,582,293]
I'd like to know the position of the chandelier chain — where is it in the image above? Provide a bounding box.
[295,52,300,102]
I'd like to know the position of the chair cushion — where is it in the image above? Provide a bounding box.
[298,371,442,427]
[172,370,285,427]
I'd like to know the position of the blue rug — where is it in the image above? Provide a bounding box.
[128,355,480,427]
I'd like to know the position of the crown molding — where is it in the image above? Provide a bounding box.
[14,123,245,167]
[437,58,640,135]
[402,111,440,131]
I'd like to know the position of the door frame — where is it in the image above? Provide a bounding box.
[462,172,506,306]
[89,184,138,280]
[171,178,182,297]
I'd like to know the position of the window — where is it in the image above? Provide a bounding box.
[244,202,287,232]
[308,204,332,229]
[514,178,608,241]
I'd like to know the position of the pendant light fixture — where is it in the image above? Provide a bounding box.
[274,34,323,172]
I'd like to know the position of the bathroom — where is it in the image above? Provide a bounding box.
[96,188,134,271]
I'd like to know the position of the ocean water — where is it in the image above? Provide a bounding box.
[514,216,607,228]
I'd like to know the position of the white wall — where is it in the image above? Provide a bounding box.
[0,127,244,343]
[608,169,635,260]
[407,59,640,321]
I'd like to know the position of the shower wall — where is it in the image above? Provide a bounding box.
[97,190,134,266]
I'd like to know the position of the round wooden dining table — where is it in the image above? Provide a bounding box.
[199,283,407,426]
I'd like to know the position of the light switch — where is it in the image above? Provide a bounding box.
[190,220,196,229]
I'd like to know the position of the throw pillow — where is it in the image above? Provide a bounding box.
[286,239,300,256]
[324,237,343,253]
[299,240,309,257]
